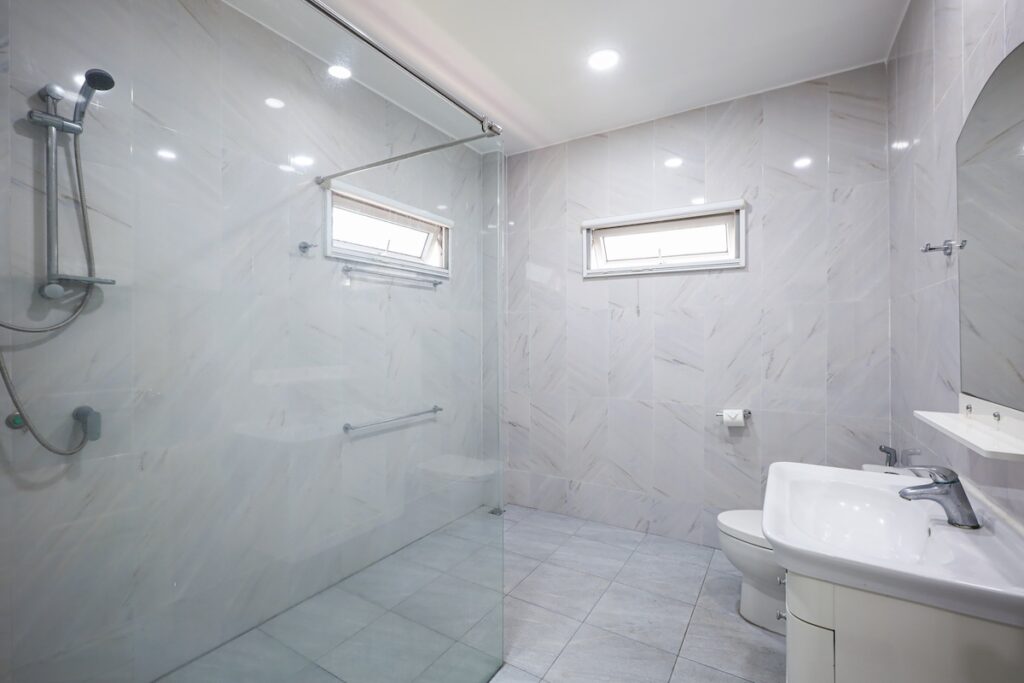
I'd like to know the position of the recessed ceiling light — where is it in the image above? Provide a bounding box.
[290,155,315,167]
[264,97,285,109]
[691,197,705,205]
[156,149,177,160]
[793,156,813,169]
[587,49,620,72]
[891,140,910,151]
[279,164,296,173]
[328,64,352,79]
[664,157,683,169]
[436,204,448,210]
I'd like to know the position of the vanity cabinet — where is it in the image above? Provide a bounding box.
[785,573,1024,683]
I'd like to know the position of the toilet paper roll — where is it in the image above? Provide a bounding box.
[722,409,746,427]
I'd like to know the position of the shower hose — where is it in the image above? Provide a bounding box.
[0,134,96,455]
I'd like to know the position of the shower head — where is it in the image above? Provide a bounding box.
[72,69,115,125]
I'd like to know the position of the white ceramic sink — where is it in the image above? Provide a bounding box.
[763,463,1024,627]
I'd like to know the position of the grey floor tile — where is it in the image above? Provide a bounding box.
[460,603,503,661]
[708,550,741,577]
[679,606,785,683]
[510,562,610,621]
[502,505,534,523]
[616,552,708,604]
[545,624,676,683]
[574,521,646,550]
[499,597,580,679]
[318,612,453,683]
[414,643,501,683]
[521,510,587,535]
[490,664,541,682]
[394,574,502,639]
[585,582,694,655]
[449,545,540,594]
[504,523,572,561]
[394,531,484,572]
[670,657,754,683]
[546,537,632,580]
[339,555,441,609]
[694,571,741,616]
[288,665,344,682]
[635,535,715,567]
[163,629,310,682]
[443,510,504,546]
[260,587,385,660]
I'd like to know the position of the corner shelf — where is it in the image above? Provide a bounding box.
[914,395,1024,461]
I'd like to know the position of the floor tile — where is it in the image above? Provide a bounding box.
[489,664,541,682]
[616,552,708,604]
[574,521,646,550]
[694,571,741,616]
[635,535,715,567]
[339,555,441,609]
[546,537,632,580]
[443,511,504,546]
[499,597,580,679]
[260,587,384,660]
[585,582,694,655]
[545,624,676,683]
[510,563,610,621]
[708,550,741,577]
[521,510,587,535]
[163,629,310,682]
[670,657,753,682]
[288,665,344,682]
[679,606,785,683]
[450,545,540,594]
[394,574,502,639]
[318,612,453,683]
[394,531,484,572]
[504,523,572,561]
[502,505,534,523]
[414,643,501,683]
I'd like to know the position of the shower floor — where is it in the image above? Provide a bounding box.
[160,505,785,683]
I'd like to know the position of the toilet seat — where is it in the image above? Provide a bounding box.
[717,509,772,550]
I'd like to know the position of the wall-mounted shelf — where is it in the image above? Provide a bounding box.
[914,395,1024,461]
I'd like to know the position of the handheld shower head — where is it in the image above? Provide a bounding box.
[72,69,115,124]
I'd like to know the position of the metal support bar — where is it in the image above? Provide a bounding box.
[43,99,59,295]
[344,405,443,434]
[301,0,501,135]
[316,131,495,186]
[343,264,443,287]
[715,410,753,418]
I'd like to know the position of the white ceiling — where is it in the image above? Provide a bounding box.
[325,0,910,153]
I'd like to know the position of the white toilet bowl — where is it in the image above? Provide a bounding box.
[717,509,786,635]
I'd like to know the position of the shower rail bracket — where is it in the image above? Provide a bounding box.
[343,405,443,434]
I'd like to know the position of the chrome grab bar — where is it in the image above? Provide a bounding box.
[343,405,443,434]
[342,264,443,288]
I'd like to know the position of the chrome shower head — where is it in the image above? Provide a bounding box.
[72,69,115,125]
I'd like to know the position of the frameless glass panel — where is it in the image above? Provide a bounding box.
[0,1,503,681]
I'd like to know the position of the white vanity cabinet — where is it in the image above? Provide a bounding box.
[785,573,1024,683]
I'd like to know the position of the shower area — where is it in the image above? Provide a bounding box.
[0,0,504,681]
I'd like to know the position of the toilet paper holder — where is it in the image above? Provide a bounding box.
[715,410,752,418]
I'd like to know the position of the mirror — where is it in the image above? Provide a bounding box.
[957,43,1024,412]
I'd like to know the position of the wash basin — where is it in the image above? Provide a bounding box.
[763,462,1024,627]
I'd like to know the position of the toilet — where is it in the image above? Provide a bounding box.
[717,509,786,635]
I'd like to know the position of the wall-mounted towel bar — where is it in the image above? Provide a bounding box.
[921,239,966,256]
[343,405,443,434]
[342,264,443,288]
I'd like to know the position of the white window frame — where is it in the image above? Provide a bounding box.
[323,182,452,278]
[581,200,747,278]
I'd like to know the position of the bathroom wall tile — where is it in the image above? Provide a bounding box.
[964,10,1007,115]
[763,189,828,304]
[762,303,827,414]
[703,301,762,411]
[654,108,706,209]
[530,311,567,395]
[703,408,761,513]
[706,94,763,203]
[568,395,607,482]
[599,399,653,493]
[828,298,891,420]
[963,0,1003,60]
[529,391,569,478]
[567,309,608,398]
[608,280,654,400]
[652,402,703,501]
[826,415,891,470]
[828,181,889,303]
[760,411,827,489]
[934,0,964,105]
[764,80,829,195]
[829,65,888,188]
[653,309,704,404]
[607,122,654,215]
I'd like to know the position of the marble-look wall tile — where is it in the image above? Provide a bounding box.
[764,80,829,194]
[828,181,889,303]
[828,298,891,420]
[762,303,827,414]
[828,65,889,188]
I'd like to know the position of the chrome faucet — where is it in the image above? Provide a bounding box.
[879,445,921,468]
[899,466,981,529]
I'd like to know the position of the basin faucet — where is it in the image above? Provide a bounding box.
[899,466,981,529]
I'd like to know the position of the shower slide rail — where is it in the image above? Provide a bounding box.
[343,405,443,434]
